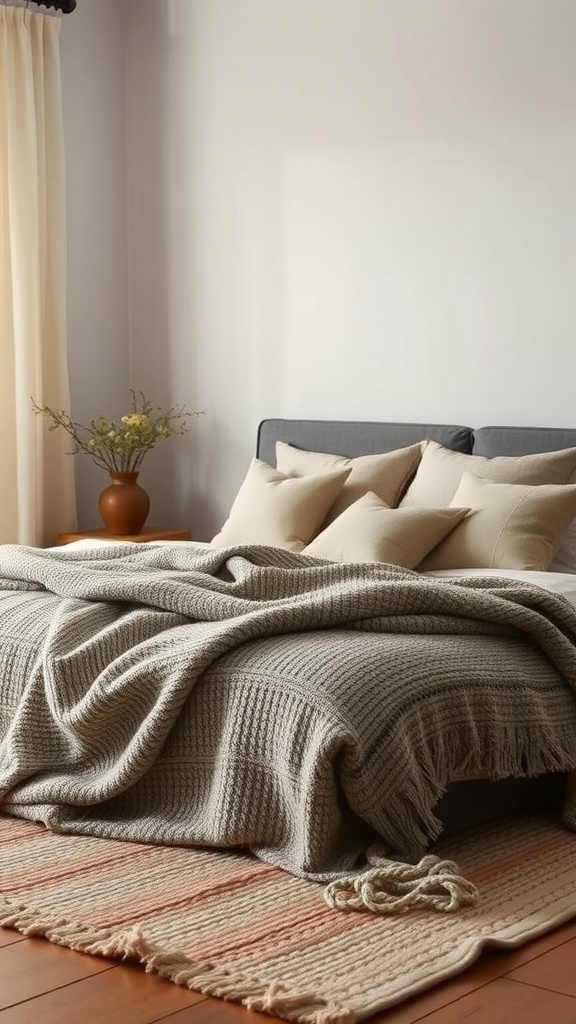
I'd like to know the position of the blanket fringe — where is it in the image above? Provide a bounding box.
[0,899,355,1024]
[323,849,479,914]
[362,720,576,863]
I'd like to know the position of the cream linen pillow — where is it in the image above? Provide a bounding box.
[210,458,351,552]
[401,439,576,508]
[550,531,576,574]
[302,492,470,568]
[418,472,576,571]
[275,441,423,523]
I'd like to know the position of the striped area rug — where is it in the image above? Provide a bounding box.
[1,812,576,1024]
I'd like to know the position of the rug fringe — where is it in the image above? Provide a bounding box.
[324,850,479,914]
[0,898,355,1024]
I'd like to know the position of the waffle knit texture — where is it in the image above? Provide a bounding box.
[0,541,576,881]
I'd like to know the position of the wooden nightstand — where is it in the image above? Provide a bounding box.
[56,527,192,545]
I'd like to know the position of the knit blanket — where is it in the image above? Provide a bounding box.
[1,541,576,888]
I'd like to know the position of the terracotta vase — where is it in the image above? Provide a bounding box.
[98,471,150,536]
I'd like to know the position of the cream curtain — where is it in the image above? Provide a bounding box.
[0,1,76,546]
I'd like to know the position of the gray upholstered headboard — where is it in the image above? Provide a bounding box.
[257,419,576,465]
[473,426,576,457]
[256,420,472,466]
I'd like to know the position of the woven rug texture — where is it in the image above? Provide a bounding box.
[1,812,576,1024]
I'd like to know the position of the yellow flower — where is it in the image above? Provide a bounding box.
[122,413,149,428]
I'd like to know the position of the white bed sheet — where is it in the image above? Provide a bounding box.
[424,568,576,610]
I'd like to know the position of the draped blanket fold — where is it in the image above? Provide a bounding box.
[1,541,576,903]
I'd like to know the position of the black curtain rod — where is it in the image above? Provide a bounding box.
[2,0,76,7]
[46,1,77,11]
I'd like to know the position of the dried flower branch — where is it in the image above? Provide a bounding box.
[32,391,204,473]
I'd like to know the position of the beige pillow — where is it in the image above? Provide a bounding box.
[401,439,576,508]
[210,458,351,552]
[275,441,423,523]
[418,472,576,571]
[550,528,576,574]
[302,492,470,568]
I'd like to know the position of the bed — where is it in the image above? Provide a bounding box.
[2,418,576,907]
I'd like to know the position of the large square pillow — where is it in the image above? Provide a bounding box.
[401,439,576,508]
[302,492,470,568]
[275,441,423,523]
[210,458,351,552]
[418,472,576,571]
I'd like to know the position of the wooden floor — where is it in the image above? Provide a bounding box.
[1,918,576,1024]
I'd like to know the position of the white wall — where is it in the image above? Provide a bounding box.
[63,0,576,539]
[60,0,129,528]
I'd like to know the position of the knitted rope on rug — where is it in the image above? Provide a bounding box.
[324,849,479,914]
